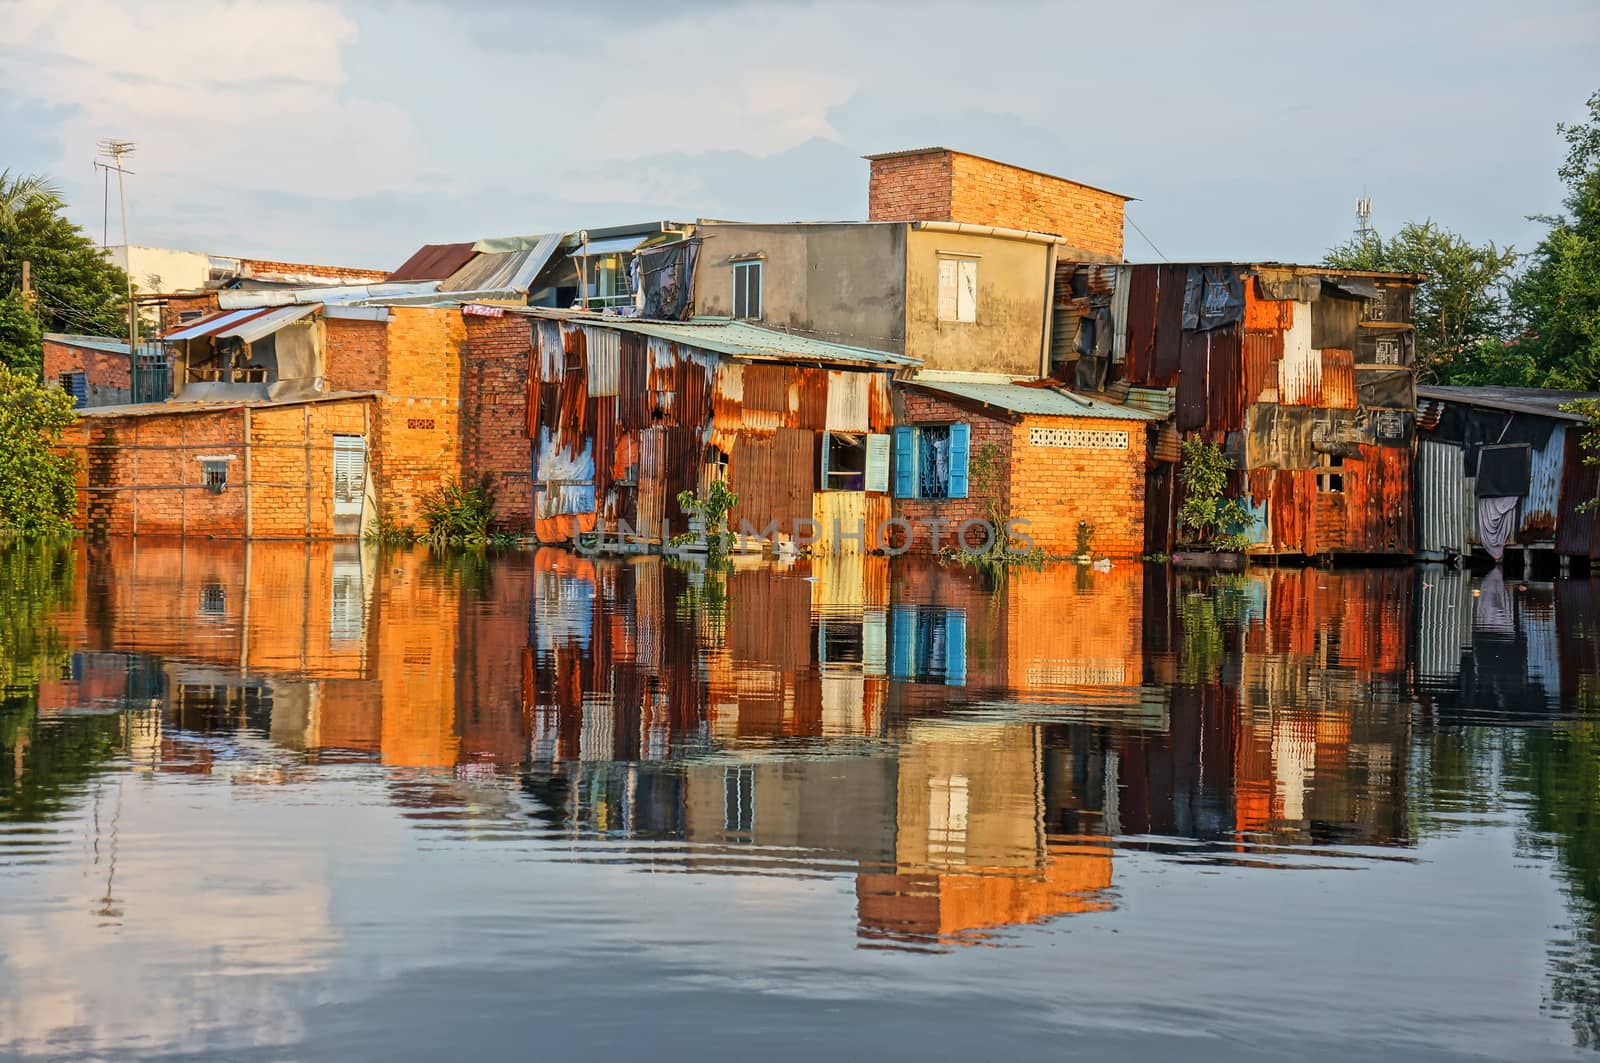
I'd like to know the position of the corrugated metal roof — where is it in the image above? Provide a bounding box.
[440,233,562,293]
[520,310,917,368]
[217,303,318,344]
[909,379,1164,420]
[387,242,478,282]
[1416,385,1597,422]
[44,333,131,356]
[77,390,377,418]
[163,307,276,342]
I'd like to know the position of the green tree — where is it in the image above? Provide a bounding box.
[0,365,79,536]
[1325,219,1518,383]
[1511,89,1600,390]
[0,169,130,372]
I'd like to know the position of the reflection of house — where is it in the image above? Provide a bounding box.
[1414,385,1600,568]
[857,719,1114,945]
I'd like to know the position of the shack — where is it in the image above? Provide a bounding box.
[1051,261,1422,558]
[522,308,914,552]
[894,375,1161,557]
[43,333,170,407]
[1414,385,1600,569]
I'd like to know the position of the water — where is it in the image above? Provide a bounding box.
[2,540,1599,1061]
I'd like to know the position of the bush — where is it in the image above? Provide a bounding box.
[1177,438,1252,552]
[0,365,78,537]
[418,475,496,547]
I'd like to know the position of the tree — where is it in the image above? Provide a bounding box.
[0,169,130,373]
[1511,89,1600,390]
[0,365,79,536]
[1325,219,1518,384]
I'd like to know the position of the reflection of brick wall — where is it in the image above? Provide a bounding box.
[869,148,1126,257]
[461,315,532,530]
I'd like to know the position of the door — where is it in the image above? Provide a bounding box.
[332,435,366,536]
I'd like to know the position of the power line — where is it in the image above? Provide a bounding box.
[1127,215,1169,262]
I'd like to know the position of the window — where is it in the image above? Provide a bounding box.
[202,460,228,492]
[892,424,970,500]
[937,257,978,323]
[732,260,762,320]
[178,310,205,324]
[1316,454,1344,494]
[199,582,226,617]
[332,435,365,512]
[821,432,867,491]
[58,372,86,408]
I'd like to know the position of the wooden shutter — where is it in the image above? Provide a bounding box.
[937,259,958,321]
[864,433,890,493]
[946,423,970,498]
[893,427,917,498]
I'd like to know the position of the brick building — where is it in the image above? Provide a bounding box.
[866,147,1130,261]
[893,379,1157,558]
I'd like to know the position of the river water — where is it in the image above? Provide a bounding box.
[2,539,1599,1060]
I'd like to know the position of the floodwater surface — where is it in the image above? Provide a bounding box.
[3,540,1600,1060]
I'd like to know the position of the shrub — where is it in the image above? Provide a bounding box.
[1177,438,1252,552]
[0,365,78,537]
[418,475,496,547]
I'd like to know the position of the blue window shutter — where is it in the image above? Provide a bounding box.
[889,606,915,678]
[893,427,917,499]
[947,423,970,499]
[944,610,967,686]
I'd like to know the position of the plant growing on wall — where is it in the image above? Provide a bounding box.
[1177,438,1252,553]
[1563,397,1600,513]
[947,441,1044,572]
[0,365,78,537]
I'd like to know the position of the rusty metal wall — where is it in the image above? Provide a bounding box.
[1523,424,1566,542]
[1558,429,1600,558]
[825,370,870,432]
[1124,265,1159,383]
[728,427,815,539]
[1206,324,1242,432]
[1242,328,1283,405]
[1176,328,1208,431]
[1320,347,1357,410]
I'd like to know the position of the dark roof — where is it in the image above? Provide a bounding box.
[387,242,478,282]
[1416,385,1598,422]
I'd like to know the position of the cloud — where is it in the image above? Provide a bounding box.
[2,0,1596,266]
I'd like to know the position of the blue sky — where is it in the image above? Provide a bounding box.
[2,0,1596,271]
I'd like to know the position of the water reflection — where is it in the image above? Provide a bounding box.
[3,538,1600,1056]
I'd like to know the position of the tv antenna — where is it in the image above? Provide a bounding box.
[94,138,138,347]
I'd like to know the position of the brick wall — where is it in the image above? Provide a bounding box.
[376,307,465,529]
[868,152,953,224]
[158,293,220,335]
[892,391,1014,555]
[1007,413,1147,558]
[71,397,375,539]
[44,340,132,400]
[324,317,388,393]
[890,392,1148,557]
[869,148,1126,258]
[461,315,533,530]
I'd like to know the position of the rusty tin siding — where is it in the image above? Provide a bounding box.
[1522,424,1566,543]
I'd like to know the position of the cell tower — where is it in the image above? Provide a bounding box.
[94,138,138,347]
[1355,195,1374,241]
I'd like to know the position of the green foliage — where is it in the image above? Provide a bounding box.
[0,290,43,376]
[1325,219,1518,383]
[1510,89,1600,391]
[0,365,78,537]
[418,475,496,547]
[0,170,130,365]
[1176,438,1251,552]
[944,441,1046,571]
[364,511,416,547]
[671,479,739,566]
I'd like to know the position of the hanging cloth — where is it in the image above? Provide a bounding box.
[1476,496,1520,562]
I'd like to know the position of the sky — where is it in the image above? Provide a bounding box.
[1,0,1597,272]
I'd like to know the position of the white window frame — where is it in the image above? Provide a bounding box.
[732,260,763,320]
[937,256,978,323]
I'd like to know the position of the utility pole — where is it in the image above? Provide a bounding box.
[95,138,137,349]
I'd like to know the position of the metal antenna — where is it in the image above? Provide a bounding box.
[94,138,138,347]
[1355,194,1374,242]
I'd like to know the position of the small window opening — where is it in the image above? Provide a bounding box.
[822,432,867,491]
[202,460,229,492]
